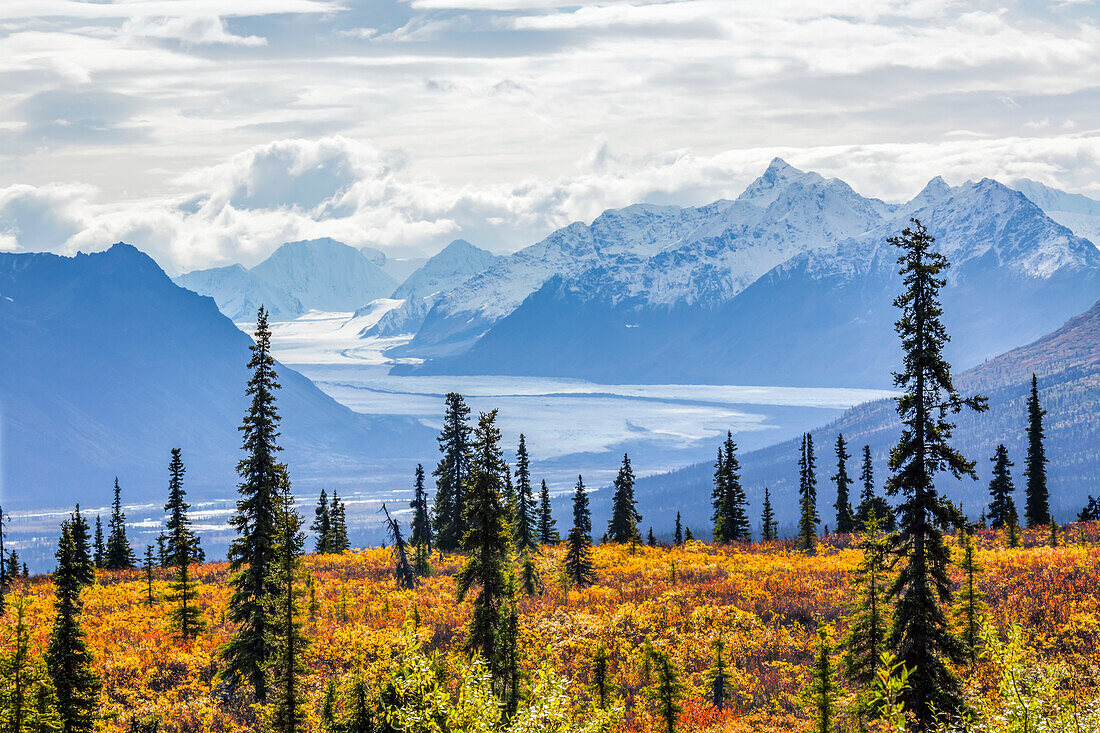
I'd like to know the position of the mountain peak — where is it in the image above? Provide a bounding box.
[737,157,815,208]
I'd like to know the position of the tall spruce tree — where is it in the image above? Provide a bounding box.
[564,476,595,588]
[165,448,202,566]
[832,434,856,534]
[455,410,513,685]
[951,529,986,666]
[381,504,416,590]
[856,445,895,532]
[842,512,891,717]
[220,306,284,704]
[987,444,1019,533]
[269,468,308,733]
[46,522,101,733]
[645,644,687,733]
[884,219,987,729]
[4,593,64,732]
[760,487,778,542]
[69,507,93,588]
[711,447,727,543]
[674,512,683,546]
[92,517,104,571]
[798,434,819,551]
[104,478,135,570]
[607,453,641,544]
[513,436,538,554]
[310,489,332,555]
[712,434,749,543]
[706,637,729,711]
[329,492,350,553]
[409,464,432,576]
[1023,374,1050,527]
[807,624,837,733]
[432,392,473,552]
[537,480,559,544]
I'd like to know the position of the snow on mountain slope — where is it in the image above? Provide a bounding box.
[392,239,499,300]
[1011,178,1100,247]
[175,238,396,321]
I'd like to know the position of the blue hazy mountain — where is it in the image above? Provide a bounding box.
[401,163,1100,388]
[0,243,432,511]
[175,237,397,321]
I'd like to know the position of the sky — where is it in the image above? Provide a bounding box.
[0,0,1098,273]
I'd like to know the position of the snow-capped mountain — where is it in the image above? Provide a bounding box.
[0,243,431,510]
[176,238,397,321]
[401,161,1100,387]
[1011,179,1100,247]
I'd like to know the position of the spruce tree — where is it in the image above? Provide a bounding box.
[329,492,350,553]
[537,480,559,544]
[269,468,308,733]
[723,434,750,541]
[673,512,683,546]
[645,644,686,733]
[4,593,64,732]
[409,464,432,576]
[951,529,986,665]
[711,446,728,543]
[166,452,204,639]
[143,546,156,607]
[760,487,777,542]
[104,478,135,570]
[513,435,538,554]
[606,453,641,545]
[987,444,1019,533]
[706,637,729,711]
[832,434,856,534]
[798,434,819,551]
[381,504,416,590]
[311,489,332,555]
[647,527,657,547]
[432,392,473,552]
[856,445,895,532]
[69,508,93,588]
[455,410,513,684]
[842,512,891,715]
[46,522,101,733]
[807,624,837,733]
[92,518,104,571]
[564,476,595,588]
[220,306,284,704]
[1023,374,1050,527]
[884,219,987,729]
[592,643,609,709]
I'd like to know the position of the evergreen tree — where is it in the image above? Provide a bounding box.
[0,504,6,611]
[1023,374,1050,528]
[951,529,986,665]
[311,489,332,555]
[381,504,416,590]
[798,434,819,551]
[711,447,727,543]
[3,593,64,733]
[519,552,540,596]
[684,527,694,542]
[329,493,350,553]
[647,527,657,547]
[832,434,856,534]
[564,476,595,588]
[673,512,683,546]
[986,444,1019,533]
[1049,518,1059,548]
[807,624,837,733]
[455,409,513,685]
[500,586,521,718]
[46,522,101,733]
[268,468,308,733]
[592,643,610,709]
[409,464,432,577]
[884,219,987,729]
[607,453,641,545]
[760,488,778,542]
[68,508,93,588]
[104,478,135,570]
[513,435,538,554]
[712,434,750,543]
[165,453,204,639]
[143,546,156,607]
[537,480,559,545]
[92,518,104,571]
[706,637,729,711]
[1079,495,1100,522]
[855,445,895,532]
[842,513,891,715]
[432,392,473,552]
[645,644,687,733]
[220,306,285,704]
[339,678,376,733]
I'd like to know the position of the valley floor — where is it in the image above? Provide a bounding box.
[5,525,1100,732]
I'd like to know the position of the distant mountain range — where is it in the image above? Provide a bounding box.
[0,243,433,512]
[399,160,1100,387]
[624,296,1100,538]
[175,238,398,321]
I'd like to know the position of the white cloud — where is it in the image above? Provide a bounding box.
[122,16,268,47]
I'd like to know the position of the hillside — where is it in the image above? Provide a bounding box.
[0,244,433,515]
[626,297,1100,537]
